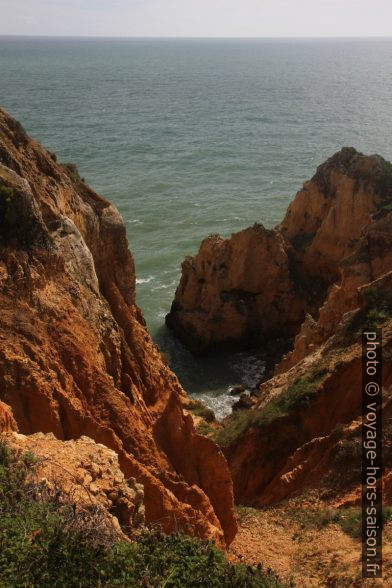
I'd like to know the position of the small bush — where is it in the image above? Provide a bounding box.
[332,437,362,470]
[336,508,362,539]
[196,421,214,436]
[287,505,363,540]
[213,409,256,446]
[291,506,392,541]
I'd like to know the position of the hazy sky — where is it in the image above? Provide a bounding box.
[0,0,391,38]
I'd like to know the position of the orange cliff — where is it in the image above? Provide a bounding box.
[167,147,392,507]
[223,272,392,507]
[166,147,392,355]
[0,108,237,546]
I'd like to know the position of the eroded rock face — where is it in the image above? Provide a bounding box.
[167,148,392,354]
[224,308,392,506]
[2,432,145,536]
[166,145,392,507]
[278,208,392,373]
[166,226,303,352]
[0,108,236,546]
[0,401,17,433]
[280,148,391,282]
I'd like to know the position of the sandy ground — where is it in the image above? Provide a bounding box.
[228,501,392,587]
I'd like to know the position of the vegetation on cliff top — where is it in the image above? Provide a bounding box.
[0,442,286,588]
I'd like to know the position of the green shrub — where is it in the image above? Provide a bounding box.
[331,437,362,472]
[188,399,215,423]
[196,421,214,436]
[0,442,286,588]
[213,409,256,446]
[287,505,362,540]
[291,506,392,541]
[336,508,362,539]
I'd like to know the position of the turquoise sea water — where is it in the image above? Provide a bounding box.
[1,37,392,416]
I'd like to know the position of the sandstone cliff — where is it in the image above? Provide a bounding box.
[166,148,392,355]
[224,296,392,505]
[167,147,392,508]
[0,108,237,546]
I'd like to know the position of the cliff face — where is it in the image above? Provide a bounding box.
[166,227,303,352]
[0,109,236,546]
[166,148,392,354]
[167,147,392,506]
[278,205,392,373]
[225,299,392,505]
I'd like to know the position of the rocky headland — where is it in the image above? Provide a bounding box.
[167,147,392,501]
[166,148,392,357]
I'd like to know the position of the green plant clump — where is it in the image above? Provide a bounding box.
[0,442,286,588]
[215,369,327,447]
[196,421,214,436]
[188,399,216,423]
[0,183,15,220]
[289,505,392,542]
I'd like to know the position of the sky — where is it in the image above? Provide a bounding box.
[0,0,391,38]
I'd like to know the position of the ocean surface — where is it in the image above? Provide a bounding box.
[1,37,391,417]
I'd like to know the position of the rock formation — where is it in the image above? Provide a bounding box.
[0,400,17,433]
[0,108,237,546]
[167,148,392,355]
[225,299,392,505]
[168,147,392,507]
[2,431,145,537]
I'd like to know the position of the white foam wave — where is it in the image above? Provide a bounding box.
[127,219,143,225]
[136,276,154,284]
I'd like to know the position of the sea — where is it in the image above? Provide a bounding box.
[1,37,391,418]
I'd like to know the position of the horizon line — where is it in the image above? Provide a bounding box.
[1,34,392,40]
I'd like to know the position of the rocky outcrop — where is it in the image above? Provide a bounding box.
[0,108,236,546]
[167,227,303,352]
[2,432,145,537]
[278,206,392,373]
[166,146,392,507]
[0,401,17,433]
[167,148,392,354]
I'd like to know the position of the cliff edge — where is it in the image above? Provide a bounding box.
[0,108,237,546]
